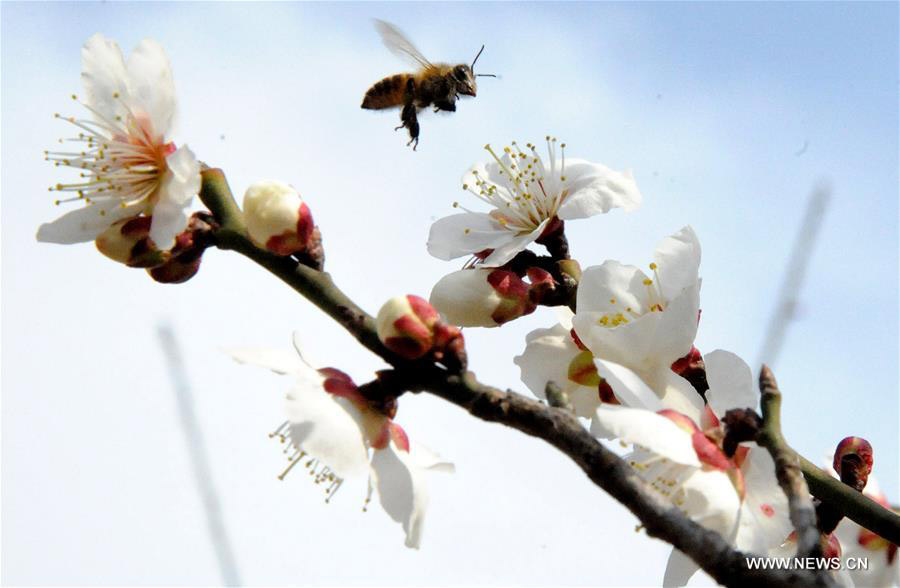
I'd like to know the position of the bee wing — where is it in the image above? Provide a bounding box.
[374,19,436,71]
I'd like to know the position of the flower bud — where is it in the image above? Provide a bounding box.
[147,221,210,284]
[525,267,556,302]
[833,436,873,491]
[376,295,440,359]
[148,247,204,283]
[95,216,169,268]
[242,180,314,256]
[671,345,709,396]
[433,322,467,371]
[430,268,535,328]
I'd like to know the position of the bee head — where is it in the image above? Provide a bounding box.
[453,64,477,97]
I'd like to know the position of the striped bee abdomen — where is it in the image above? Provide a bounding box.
[361,74,411,110]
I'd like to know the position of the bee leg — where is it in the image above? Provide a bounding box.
[397,79,420,149]
[394,103,419,142]
[404,111,420,150]
[433,98,456,112]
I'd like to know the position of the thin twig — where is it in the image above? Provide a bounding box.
[757,365,821,559]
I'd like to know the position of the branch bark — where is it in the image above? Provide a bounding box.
[413,371,833,587]
[757,365,821,558]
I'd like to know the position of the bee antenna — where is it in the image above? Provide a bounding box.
[476,73,497,78]
[471,44,486,69]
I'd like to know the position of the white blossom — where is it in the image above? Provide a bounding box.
[38,34,199,250]
[228,334,453,548]
[592,351,792,587]
[572,226,705,421]
[427,138,641,267]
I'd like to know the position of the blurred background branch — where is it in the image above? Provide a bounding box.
[158,323,242,586]
[757,182,832,369]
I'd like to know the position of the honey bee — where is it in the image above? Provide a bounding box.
[361,20,495,150]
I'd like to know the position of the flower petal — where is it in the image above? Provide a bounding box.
[734,447,792,554]
[410,442,456,475]
[555,306,575,330]
[126,39,176,139]
[426,212,513,261]
[80,33,130,124]
[36,201,142,244]
[429,268,503,328]
[515,324,574,396]
[150,146,199,249]
[657,369,705,425]
[557,160,642,219]
[680,468,741,537]
[225,347,303,375]
[284,384,369,479]
[663,548,700,588]
[574,281,699,373]
[575,260,650,315]
[653,226,701,302]
[369,441,452,548]
[515,324,600,418]
[649,281,701,364]
[705,349,757,418]
[591,405,700,466]
[480,220,548,267]
[464,157,509,189]
[594,359,663,411]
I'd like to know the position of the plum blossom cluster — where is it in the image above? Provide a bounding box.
[425,141,896,584]
[39,34,897,583]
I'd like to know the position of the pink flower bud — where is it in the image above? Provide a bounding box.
[833,436,874,490]
[147,248,204,284]
[376,295,440,359]
[242,180,315,256]
[147,221,210,284]
[95,216,169,268]
[526,267,556,301]
[671,345,709,396]
[429,268,535,327]
[671,346,703,375]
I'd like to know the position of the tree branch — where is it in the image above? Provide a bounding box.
[411,371,833,587]
[199,169,400,366]
[757,365,821,558]
[800,456,900,544]
[198,168,897,586]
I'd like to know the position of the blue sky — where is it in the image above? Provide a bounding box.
[2,2,897,585]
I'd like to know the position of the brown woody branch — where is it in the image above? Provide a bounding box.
[199,168,863,586]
